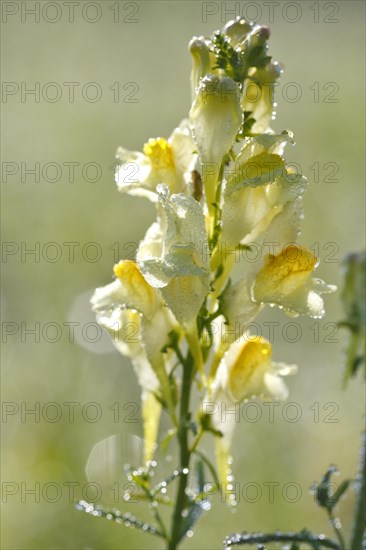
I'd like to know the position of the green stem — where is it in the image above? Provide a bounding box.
[152,507,168,539]
[190,428,204,454]
[185,327,206,386]
[208,340,230,385]
[203,167,219,241]
[168,353,194,550]
[350,417,366,550]
[210,259,236,320]
[212,161,224,237]
[327,510,346,550]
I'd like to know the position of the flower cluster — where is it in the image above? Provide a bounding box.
[91,18,335,486]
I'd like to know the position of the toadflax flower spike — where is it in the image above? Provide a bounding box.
[86,20,339,540]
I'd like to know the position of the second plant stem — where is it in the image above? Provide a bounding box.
[350,419,366,550]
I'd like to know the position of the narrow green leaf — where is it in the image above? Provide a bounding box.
[193,449,220,489]
[315,465,338,510]
[160,428,177,455]
[76,500,164,538]
[328,479,352,511]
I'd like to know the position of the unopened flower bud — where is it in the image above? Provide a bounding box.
[222,17,254,47]
[243,61,283,133]
[190,74,242,217]
[256,25,271,41]
[190,74,242,166]
[189,37,211,99]
[245,25,270,49]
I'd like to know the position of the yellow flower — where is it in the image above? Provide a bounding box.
[91,260,178,462]
[220,336,295,403]
[221,133,307,249]
[137,185,210,327]
[254,244,316,292]
[206,335,296,483]
[252,245,336,318]
[115,120,196,201]
[91,260,159,320]
[113,260,158,319]
[97,308,142,359]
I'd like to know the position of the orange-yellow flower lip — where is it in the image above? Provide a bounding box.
[253,245,318,300]
[143,137,175,171]
[229,336,272,400]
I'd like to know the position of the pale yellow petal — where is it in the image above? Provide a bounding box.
[141,390,162,464]
[113,260,158,319]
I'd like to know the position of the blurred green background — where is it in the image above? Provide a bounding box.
[1,1,365,548]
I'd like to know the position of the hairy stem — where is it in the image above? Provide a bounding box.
[327,510,346,550]
[168,353,194,550]
[223,531,341,549]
